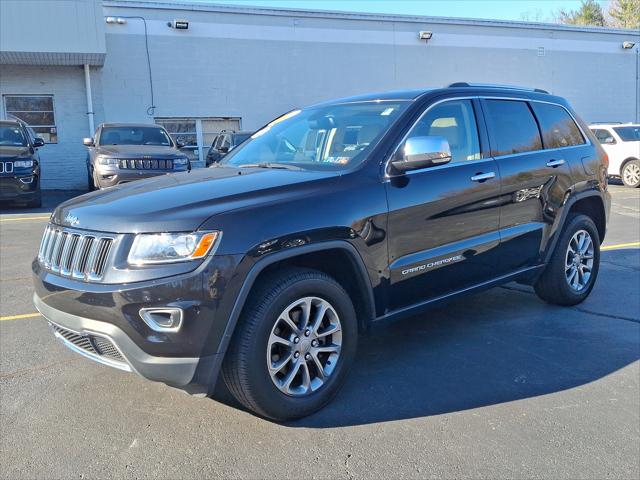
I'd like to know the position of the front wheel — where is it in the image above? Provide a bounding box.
[534,213,600,306]
[621,160,640,188]
[222,268,357,421]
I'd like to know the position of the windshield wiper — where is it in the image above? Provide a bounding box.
[239,162,302,171]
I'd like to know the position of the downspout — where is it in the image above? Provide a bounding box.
[84,64,95,135]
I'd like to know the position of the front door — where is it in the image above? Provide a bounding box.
[385,99,503,310]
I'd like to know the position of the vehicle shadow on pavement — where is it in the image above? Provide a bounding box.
[210,250,640,427]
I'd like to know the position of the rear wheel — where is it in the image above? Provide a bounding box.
[534,213,600,306]
[222,268,357,421]
[621,160,640,188]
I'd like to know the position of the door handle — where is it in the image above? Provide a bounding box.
[470,172,496,182]
[546,159,565,168]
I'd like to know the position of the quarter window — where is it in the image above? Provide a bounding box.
[3,95,57,143]
[484,100,542,156]
[405,99,481,163]
[531,103,585,148]
[592,129,616,145]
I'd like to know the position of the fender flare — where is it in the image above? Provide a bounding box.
[216,240,376,356]
[543,190,607,264]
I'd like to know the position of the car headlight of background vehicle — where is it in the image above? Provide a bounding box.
[128,231,221,265]
[173,157,189,167]
[98,157,119,165]
[13,160,34,168]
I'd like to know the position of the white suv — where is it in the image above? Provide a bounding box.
[589,123,640,188]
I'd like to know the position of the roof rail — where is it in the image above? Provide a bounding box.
[447,82,549,94]
[589,121,623,125]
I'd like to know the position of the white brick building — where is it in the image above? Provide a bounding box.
[1,0,639,190]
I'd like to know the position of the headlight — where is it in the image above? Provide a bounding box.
[128,231,221,265]
[174,157,189,167]
[98,157,119,165]
[13,160,34,168]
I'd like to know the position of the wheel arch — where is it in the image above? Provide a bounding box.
[216,241,376,357]
[619,157,639,176]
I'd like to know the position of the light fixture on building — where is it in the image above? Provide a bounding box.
[168,19,189,30]
[105,16,127,24]
[419,31,433,42]
[622,41,636,49]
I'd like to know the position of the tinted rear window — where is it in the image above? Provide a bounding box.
[531,103,585,148]
[484,100,542,156]
[613,126,640,142]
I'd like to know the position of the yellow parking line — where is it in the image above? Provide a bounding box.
[0,312,41,321]
[601,241,640,251]
[0,216,50,222]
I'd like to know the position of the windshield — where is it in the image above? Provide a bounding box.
[613,126,640,142]
[220,101,409,170]
[100,126,172,146]
[234,133,252,145]
[0,124,27,146]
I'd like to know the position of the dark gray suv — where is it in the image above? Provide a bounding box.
[84,123,190,190]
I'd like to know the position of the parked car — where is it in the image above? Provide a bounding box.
[206,131,252,166]
[589,123,640,188]
[0,119,44,207]
[84,123,190,190]
[34,84,610,421]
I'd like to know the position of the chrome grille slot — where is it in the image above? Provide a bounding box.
[38,224,114,282]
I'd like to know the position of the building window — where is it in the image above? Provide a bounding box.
[3,95,58,143]
[155,117,241,164]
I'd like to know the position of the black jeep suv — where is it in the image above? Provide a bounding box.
[33,84,610,420]
[0,120,45,207]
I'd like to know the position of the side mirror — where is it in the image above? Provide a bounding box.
[175,140,185,149]
[604,136,615,145]
[219,145,229,154]
[83,137,94,147]
[33,137,45,148]
[391,136,452,173]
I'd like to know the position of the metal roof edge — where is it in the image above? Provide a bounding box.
[102,0,640,36]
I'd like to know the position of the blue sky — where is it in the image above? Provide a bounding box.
[173,0,609,22]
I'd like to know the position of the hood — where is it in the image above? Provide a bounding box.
[95,145,183,159]
[52,166,339,233]
[0,146,32,159]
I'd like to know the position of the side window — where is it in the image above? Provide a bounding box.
[593,129,615,145]
[406,99,481,163]
[484,100,542,156]
[531,103,585,148]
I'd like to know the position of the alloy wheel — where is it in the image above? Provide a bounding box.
[565,229,595,292]
[623,162,640,186]
[266,296,342,396]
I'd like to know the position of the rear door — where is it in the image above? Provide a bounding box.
[481,98,578,272]
[385,98,503,310]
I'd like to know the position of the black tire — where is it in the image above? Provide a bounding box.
[222,267,357,421]
[87,166,95,191]
[621,159,640,188]
[534,213,600,306]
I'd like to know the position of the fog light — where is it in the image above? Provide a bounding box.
[19,176,34,184]
[139,307,183,332]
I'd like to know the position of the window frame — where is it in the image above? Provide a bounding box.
[384,95,591,179]
[530,102,586,150]
[2,94,58,144]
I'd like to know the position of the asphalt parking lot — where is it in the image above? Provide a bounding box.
[1,185,639,479]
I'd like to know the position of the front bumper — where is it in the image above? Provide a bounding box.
[96,165,188,188]
[0,174,39,201]
[34,293,214,390]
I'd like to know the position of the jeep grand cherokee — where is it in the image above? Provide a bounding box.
[33,84,610,421]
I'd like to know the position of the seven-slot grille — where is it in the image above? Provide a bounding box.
[38,225,114,281]
[0,162,14,173]
[51,323,126,363]
[119,159,173,170]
